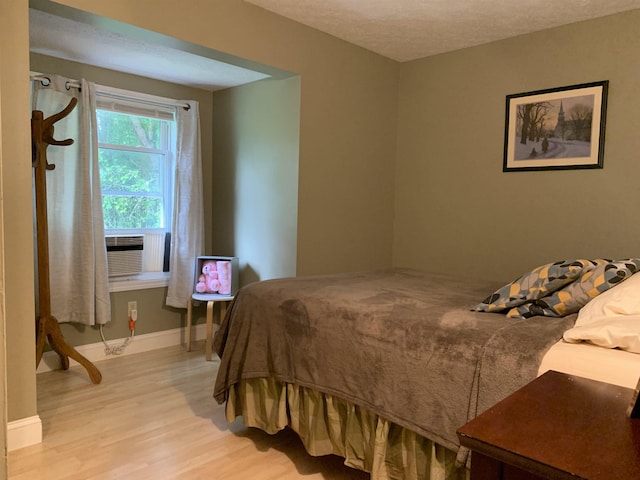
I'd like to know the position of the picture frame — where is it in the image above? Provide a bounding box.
[503,80,608,172]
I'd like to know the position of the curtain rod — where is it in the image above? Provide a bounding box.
[31,74,80,91]
[30,73,191,111]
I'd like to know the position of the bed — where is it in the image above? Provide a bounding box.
[213,260,640,479]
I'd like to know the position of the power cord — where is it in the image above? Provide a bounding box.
[100,309,136,355]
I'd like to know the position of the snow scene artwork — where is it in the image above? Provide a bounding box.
[503,81,608,172]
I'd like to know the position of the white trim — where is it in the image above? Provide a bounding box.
[108,271,170,293]
[37,323,209,374]
[8,415,42,452]
[96,84,188,111]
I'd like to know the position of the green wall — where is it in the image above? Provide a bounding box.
[394,10,640,282]
[212,77,300,285]
[2,0,33,453]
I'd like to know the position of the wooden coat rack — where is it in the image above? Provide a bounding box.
[32,97,102,384]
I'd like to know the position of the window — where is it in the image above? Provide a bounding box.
[95,86,177,283]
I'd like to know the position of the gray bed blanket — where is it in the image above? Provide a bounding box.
[213,268,576,454]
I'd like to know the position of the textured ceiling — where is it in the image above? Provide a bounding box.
[29,9,271,91]
[245,0,640,61]
[30,1,640,88]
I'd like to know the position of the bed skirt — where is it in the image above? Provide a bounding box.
[225,378,469,480]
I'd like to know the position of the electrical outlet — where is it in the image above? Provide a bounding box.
[128,301,137,320]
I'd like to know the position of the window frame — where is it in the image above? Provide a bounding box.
[95,85,180,290]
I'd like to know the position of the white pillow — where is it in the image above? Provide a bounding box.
[564,272,640,353]
[563,316,640,353]
[575,271,640,326]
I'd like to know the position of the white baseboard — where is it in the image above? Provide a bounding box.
[8,415,42,452]
[10,324,208,452]
[36,323,208,374]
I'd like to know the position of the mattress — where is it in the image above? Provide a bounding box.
[214,268,575,455]
[538,340,640,389]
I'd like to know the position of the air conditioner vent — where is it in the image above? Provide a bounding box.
[106,235,144,277]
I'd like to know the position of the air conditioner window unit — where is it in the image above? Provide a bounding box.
[106,235,144,277]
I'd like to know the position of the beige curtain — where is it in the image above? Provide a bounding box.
[32,74,111,325]
[165,100,204,308]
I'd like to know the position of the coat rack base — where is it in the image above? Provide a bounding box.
[36,315,102,384]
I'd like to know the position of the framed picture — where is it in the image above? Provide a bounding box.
[503,80,608,172]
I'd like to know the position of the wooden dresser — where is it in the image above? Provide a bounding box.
[457,370,640,479]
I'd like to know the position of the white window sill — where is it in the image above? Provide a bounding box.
[108,272,170,293]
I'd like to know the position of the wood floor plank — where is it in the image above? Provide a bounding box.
[8,343,370,479]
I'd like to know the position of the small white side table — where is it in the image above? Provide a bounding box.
[186,293,234,361]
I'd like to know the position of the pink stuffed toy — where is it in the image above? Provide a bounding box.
[206,276,221,293]
[201,260,217,276]
[198,260,222,293]
[217,261,231,295]
[196,259,233,294]
[195,274,208,293]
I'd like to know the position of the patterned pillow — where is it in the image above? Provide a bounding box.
[472,259,590,313]
[507,258,640,319]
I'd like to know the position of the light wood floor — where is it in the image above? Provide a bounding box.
[9,343,370,480]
